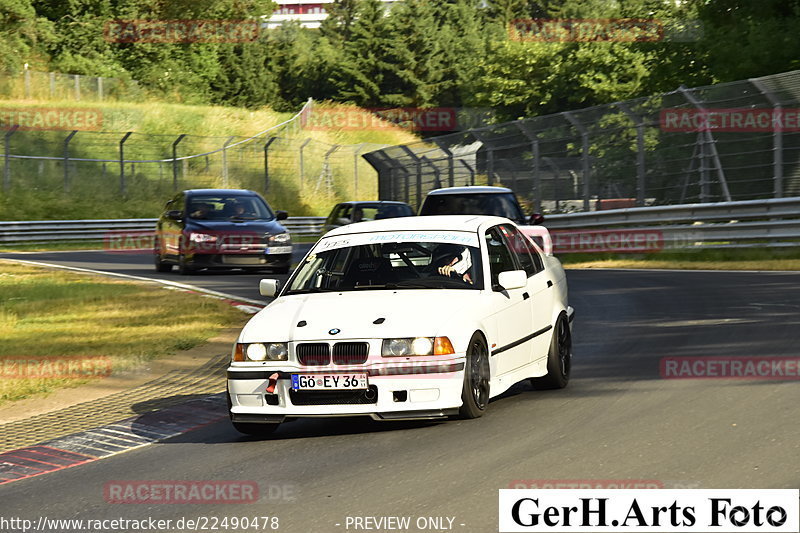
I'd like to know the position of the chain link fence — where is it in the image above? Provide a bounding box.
[1,99,388,216]
[363,70,800,213]
[0,69,146,102]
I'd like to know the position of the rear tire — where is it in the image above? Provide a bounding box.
[154,241,172,273]
[459,333,490,419]
[177,254,194,275]
[531,313,572,390]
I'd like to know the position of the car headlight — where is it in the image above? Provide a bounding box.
[382,337,454,356]
[189,232,217,243]
[232,342,288,362]
[268,233,291,245]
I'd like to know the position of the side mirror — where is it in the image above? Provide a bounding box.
[166,210,183,221]
[276,210,288,221]
[528,213,545,225]
[259,279,280,298]
[497,270,527,291]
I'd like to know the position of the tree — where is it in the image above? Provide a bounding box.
[320,0,360,42]
[1,0,53,73]
[331,0,412,107]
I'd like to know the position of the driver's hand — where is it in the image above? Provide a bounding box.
[438,264,456,276]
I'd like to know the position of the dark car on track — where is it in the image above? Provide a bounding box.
[321,200,414,235]
[154,189,292,275]
[418,186,544,225]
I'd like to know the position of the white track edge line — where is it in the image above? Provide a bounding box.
[0,258,268,307]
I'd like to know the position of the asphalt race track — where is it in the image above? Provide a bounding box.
[2,251,800,532]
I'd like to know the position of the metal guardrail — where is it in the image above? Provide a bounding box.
[544,197,800,250]
[2,198,799,250]
[0,217,327,244]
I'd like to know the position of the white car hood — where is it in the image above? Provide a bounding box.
[240,290,484,343]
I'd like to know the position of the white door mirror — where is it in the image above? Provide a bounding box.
[259,279,280,298]
[497,270,527,291]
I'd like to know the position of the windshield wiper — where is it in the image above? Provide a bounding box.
[229,215,261,221]
[283,288,329,295]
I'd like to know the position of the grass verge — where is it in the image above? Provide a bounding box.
[0,261,246,405]
[560,247,800,271]
[0,100,420,221]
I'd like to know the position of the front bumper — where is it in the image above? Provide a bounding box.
[227,357,466,421]
[187,252,291,269]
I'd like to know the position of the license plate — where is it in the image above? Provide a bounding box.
[291,373,368,391]
[222,255,263,265]
[266,246,292,255]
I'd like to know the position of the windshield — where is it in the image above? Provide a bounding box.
[420,193,525,221]
[187,194,274,221]
[286,240,483,294]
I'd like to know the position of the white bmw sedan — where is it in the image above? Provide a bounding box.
[227,215,574,435]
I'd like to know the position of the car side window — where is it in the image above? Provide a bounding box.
[326,204,343,225]
[502,225,544,276]
[485,226,518,287]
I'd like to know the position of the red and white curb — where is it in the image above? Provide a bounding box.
[0,394,228,485]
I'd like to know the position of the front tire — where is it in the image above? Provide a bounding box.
[459,333,490,419]
[232,421,280,436]
[531,313,572,390]
[228,392,280,437]
[154,240,172,273]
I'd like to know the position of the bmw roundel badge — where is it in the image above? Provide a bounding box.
[329,328,340,335]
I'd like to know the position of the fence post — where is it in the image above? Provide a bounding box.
[563,112,590,211]
[352,143,367,196]
[172,134,187,191]
[221,136,235,188]
[49,72,55,98]
[469,130,495,185]
[750,77,784,198]
[74,74,81,101]
[119,132,132,195]
[24,68,31,99]
[515,122,542,213]
[678,85,731,202]
[63,130,78,192]
[298,138,311,192]
[263,137,277,194]
[460,160,475,186]
[98,77,104,101]
[543,157,561,212]
[421,156,441,189]
[616,103,647,207]
[3,125,19,192]
[432,138,455,187]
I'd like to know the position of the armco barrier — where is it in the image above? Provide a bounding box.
[0,217,326,244]
[2,197,799,250]
[543,196,800,250]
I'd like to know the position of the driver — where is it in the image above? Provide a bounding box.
[431,244,473,284]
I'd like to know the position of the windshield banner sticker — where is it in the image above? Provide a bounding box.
[314,231,479,252]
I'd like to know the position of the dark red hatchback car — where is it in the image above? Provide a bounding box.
[154,189,292,275]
